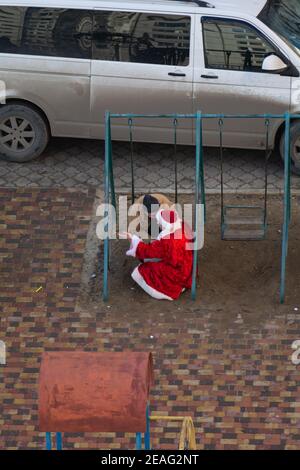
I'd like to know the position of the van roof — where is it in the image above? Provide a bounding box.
[4,0,268,18]
[213,0,267,16]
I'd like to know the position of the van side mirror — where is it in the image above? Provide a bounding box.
[262,54,288,73]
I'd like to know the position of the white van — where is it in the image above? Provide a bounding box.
[0,0,300,173]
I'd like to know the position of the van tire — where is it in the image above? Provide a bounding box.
[0,103,49,162]
[280,121,300,176]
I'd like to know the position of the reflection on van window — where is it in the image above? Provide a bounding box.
[0,7,92,58]
[203,19,276,72]
[258,0,300,55]
[93,11,190,66]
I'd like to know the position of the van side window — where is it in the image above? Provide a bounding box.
[0,6,92,59]
[93,11,191,66]
[202,18,276,72]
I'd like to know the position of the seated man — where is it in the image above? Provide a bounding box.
[134,193,172,238]
[123,209,193,301]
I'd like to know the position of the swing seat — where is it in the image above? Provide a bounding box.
[222,205,266,241]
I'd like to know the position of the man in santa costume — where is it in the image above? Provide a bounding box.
[124,209,194,301]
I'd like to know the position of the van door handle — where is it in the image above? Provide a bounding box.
[201,74,219,79]
[168,72,186,77]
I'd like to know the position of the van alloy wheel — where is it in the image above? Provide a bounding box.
[280,121,300,176]
[0,116,35,152]
[0,103,49,162]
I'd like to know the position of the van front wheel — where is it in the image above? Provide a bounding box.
[280,121,300,176]
[0,104,49,162]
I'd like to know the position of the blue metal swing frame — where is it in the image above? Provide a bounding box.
[45,432,62,450]
[103,111,296,304]
[45,404,151,450]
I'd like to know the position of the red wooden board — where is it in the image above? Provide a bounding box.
[39,351,154,432]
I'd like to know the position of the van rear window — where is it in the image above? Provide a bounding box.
[0,6,191,66]
[0,6,92,59]
[93,11,191,66]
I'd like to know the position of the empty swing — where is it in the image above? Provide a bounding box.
[219,118,272,241]
[127,117,181,206]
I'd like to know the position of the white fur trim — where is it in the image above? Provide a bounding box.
[126,235,141,257]
[156,209,182,240]
[158,219,182,240]
[131,266,173,301]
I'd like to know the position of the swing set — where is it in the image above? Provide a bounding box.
[103,111,295,304]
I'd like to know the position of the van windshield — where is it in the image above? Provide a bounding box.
[258,0,300,56]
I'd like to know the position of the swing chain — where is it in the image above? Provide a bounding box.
[264,118,270,153]
[173,118,178,204]
[219,118,224,224]
[264,118,270,224]
[128,118,135,205]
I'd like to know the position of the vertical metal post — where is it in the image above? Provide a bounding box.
[174,118,178,204]
[191,111,203,301]
[103,111,111,301]
[129,118,135,206]
[144,403,151,450]
[56,432,62,450]
[46,432,52,450]
[108,117,116,209]
[200,117,206,220]
[136,432,142,450]
[280,112,291,304]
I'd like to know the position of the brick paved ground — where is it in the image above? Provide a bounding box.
[70,309,300,450]
[1,137,300,192]
[0,188,96,449]
[1,188,300,450]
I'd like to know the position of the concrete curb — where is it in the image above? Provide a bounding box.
[113,188,300,196]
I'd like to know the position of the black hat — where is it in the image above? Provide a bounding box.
[143,194,159,215]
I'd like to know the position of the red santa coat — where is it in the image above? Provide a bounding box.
[127,210,194,301]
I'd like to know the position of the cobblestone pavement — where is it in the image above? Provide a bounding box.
[1,137,300,192]
[1,188,300,450]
